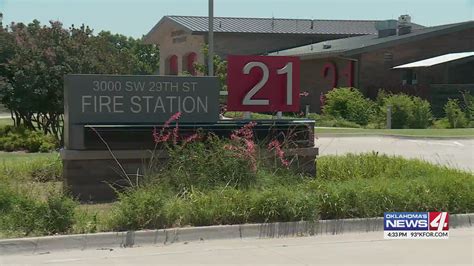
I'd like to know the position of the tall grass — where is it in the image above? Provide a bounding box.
[316,152,468,181]
[0,152,61,182]
[0,153,74,237]
[0,185,76,237]
[107,153,473,231]
[0,147,472,237]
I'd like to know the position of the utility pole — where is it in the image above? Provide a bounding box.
[208,0,214,76]
[387,105,392,129]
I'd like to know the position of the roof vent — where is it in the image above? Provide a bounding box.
[398,15,412,35]
[310,20,314,29]
[322,43,332,49]
[375,20,397,38]
[398,14,411,25]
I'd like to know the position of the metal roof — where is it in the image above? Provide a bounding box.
[272,21,474,58]
[162,15,424,35]
[393,52,474,68]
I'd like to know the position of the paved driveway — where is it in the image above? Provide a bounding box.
[316,136,474,172]
[2,228,472,265]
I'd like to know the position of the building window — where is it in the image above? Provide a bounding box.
[166,55,178,75]
[183,52,197,76]
[402,69,417,85]
[412,72,418,85]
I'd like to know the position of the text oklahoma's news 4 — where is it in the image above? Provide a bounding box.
[384,212,449,239]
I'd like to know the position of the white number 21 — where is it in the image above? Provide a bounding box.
[242,62,293,106]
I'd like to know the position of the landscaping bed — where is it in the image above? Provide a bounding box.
[0,152,472,238]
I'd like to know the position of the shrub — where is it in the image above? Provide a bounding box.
[411,97,433,128]
[431,118,451,129]
[148,118,259,191]
[0,187,76,236]
[153,136,257,192]
[381,94,413,128]
[322,88,374,126]
[461,91,473,123]
[39,142,56,153]
[0,126,58,152]
[444,99,469,128]
[378,93,432,129]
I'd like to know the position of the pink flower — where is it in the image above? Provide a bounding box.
[232,121,256,140]
[226,122,258,172]
[153,112,182,144]
[268,140,289,168]
[172,125,179,145]
[184,133,199,144]
[152,127,160,143]
[164,112,182,128]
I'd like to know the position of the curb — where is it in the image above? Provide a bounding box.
[0,214,472,255]
[316,133,474,140]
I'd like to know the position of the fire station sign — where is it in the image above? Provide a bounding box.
[65,74,220,124]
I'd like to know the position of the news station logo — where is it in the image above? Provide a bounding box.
[384,212,449,239]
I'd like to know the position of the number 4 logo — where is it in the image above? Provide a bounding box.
[429,212,449,231]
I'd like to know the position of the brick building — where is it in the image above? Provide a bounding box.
[274,19,474,113]
[144,15,423,75]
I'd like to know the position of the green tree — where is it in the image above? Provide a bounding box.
[0,20,160,142]
[194,45,227,91]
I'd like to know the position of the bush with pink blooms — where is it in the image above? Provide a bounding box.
[144,114,295,192]
[145,113,296,193]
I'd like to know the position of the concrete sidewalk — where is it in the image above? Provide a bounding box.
[2,227,472,265]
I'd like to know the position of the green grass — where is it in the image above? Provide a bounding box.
[315,127,474,138]
[0,118,13,127]
[1,150,473,238]
[223,112,295,120]
[105,153,473,231]
[0,152,61,183]
[0,151,56,161]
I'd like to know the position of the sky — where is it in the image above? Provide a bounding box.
[0,0,473,38]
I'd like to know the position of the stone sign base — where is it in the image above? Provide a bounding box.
[61,120,317,202]
[61,147,318,202]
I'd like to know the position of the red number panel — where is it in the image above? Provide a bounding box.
[227,55,300,112]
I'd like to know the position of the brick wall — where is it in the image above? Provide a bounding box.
[358,28,474,98]
[299,57,357,112]
[299,27,474,113]
[146,20,206,75]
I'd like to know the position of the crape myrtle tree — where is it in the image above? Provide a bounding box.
[0,20,159,143]
[194,45,227,91]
